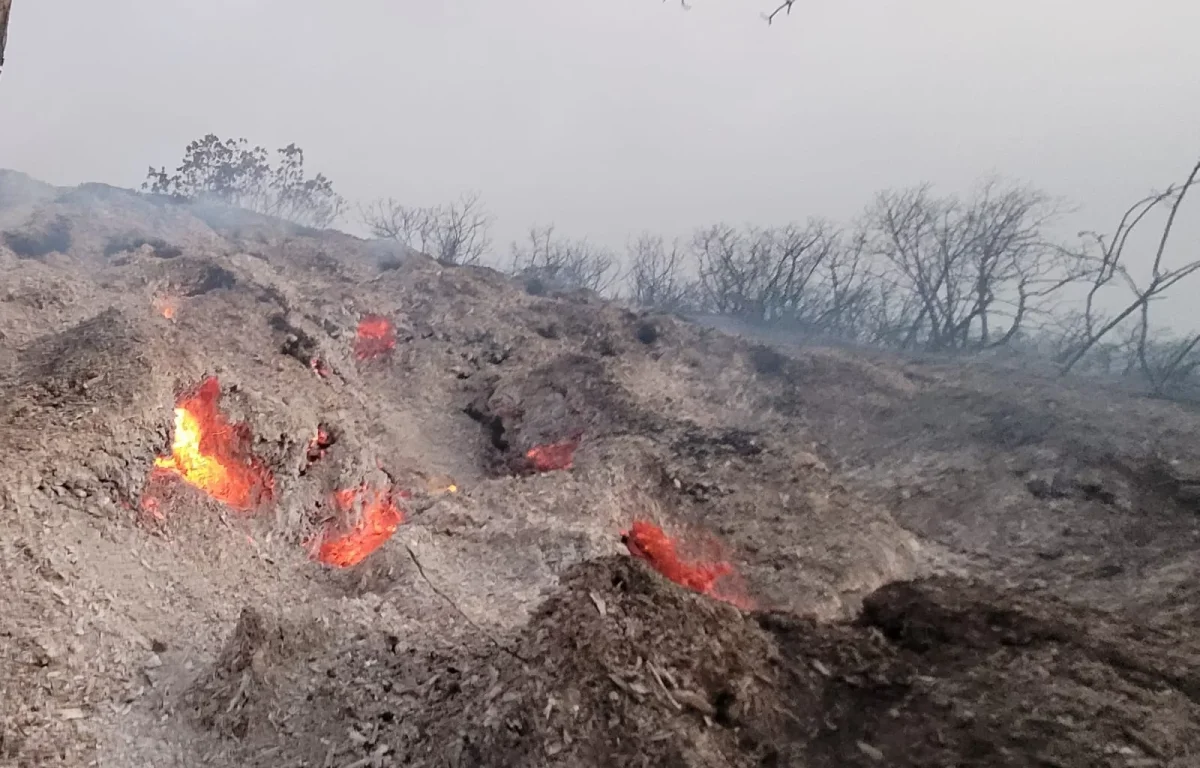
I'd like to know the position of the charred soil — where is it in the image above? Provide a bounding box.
[1,175,1199,767]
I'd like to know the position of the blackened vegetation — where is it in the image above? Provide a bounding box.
[751,576,1200,767]
[523,276,547,296]
[300,425,337,476]
[271,314,321,370]
[377,255,405,272]
[748,344,788,377]
[2,216,72,259]
[1129,456,1200,513]
[586,333,619,357]
[462,354,668,474]
[975,399,1061,450]
[635,321,659,345]
[463,399,510,453]
[674,427,764,461]
[103,233,183,260]
[185,264,237,296]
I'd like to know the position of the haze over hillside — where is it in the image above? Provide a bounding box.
[2,4,1200,767]
[1,172,1199,766]
[2,1,1199,318]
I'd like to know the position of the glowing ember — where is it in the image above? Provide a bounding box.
[140,495,164,521]
[151,377,274,511]
[525,436,580,472]
[621,520,755,610]
[153,296,177,320]
[309,486,406,567]
[421,473,459,495]
[310,357,333,379]
[354,315,397,361]
[305,426,335,466]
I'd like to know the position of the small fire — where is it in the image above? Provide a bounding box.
[354,315,397,361]
[151,377,274,512]
[621,520,755,610]
[525,435,580,473]
[153,295,178,320]
[309,485,406,567]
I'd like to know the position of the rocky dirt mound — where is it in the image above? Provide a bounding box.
[177,557,1200,767]
[703,315,1200,624]
[1,173,1199,767]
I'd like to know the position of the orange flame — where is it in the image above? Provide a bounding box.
[153,296,177,320]
[621,520,755,610]
[151,377,274,511]
[525,436,580,472]
[310,486,406,567]
[354,315,397,361]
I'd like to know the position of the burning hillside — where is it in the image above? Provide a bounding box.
[2,177,1200,768]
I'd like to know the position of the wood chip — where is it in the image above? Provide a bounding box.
[607,673,630,693]
[857,741,884,761]
[647,663,683,711]
[58,707,85,720]
[588,591,607,617]
[673,690,715,716]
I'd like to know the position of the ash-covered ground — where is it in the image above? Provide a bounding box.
[1,171,1198,767]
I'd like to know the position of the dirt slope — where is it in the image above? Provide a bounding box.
[1,175,1198,767]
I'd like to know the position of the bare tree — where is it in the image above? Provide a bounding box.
[626,232,695,311]
[510,225,619,294]
[360,191,492,266]
[1059,158,1200,393]
[360,198,437,252]
[862,178,1077,352]
[432,192,493,266]
[691,221,840,325]
[805,228,877,340]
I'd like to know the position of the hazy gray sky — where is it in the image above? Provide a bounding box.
[1,1,1198,274]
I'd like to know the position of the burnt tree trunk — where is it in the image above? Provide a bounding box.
[0,0,11,77]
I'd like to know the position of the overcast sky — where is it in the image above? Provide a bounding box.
[1,0,1198,310]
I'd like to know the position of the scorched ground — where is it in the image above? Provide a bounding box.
[1,174,1199,767]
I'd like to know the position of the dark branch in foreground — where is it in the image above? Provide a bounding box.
[0,0,12,78]
[667,0,797,24]
[765,0,798,24]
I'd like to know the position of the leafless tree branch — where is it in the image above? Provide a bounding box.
[510,225,620,295]
[1059,158,1200,381]
[861,178,1074,352]
[664,0,796,24]
[765,0,797,24]
[360,191,493,266]
[627,232,696,311]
